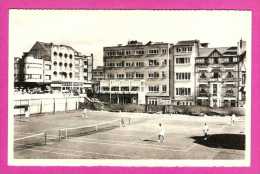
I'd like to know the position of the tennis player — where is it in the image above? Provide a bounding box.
[231,113,236,125]
[203,122,209,140]
[25,107,30,120]
[82,108,88,118]
[158,123,165,144]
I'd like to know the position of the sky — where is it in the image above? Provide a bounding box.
[9,10,251,68]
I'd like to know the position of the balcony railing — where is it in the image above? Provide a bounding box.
[198,93,209,97]
[198,78,209,82]
[223,93,236,98]
[222,77,239,82]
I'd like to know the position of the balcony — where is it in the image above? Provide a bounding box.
[198,77,209,83]
[198,92,209,97]
[222,77,239,82]
[223,93,236,98]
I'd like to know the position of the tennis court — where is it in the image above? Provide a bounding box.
[14,111,245,159]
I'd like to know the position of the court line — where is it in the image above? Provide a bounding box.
[66,138,189,152]
[72,136,187,149]
[17,146,132,159]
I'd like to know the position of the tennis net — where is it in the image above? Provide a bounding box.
[14,132,47,149]
[59,118,128,139]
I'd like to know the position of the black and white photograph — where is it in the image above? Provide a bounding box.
[9,10,251,166]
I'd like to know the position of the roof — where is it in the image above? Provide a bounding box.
[176,40,199,46]
[29,41,52,61]
[198,47,237,57]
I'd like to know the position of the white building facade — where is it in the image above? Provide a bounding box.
[15,41,93,94]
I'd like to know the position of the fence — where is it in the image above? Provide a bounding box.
[14,96,84,116]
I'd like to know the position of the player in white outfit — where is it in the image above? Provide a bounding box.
[158,123,165,144]
[203,122,209,140]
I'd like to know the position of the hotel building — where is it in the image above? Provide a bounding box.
[100,39,246,108]
[99,41,173,105]
[15,41,93,93]
[195,40,246,107]
[171,40,200,106]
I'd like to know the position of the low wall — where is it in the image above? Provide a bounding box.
[13,94,84,116]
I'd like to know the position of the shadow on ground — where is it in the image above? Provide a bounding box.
[191,134,245,150]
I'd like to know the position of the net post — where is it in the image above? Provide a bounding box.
[58,129,61,141]
[44,132,47,145]
[95,125,98,131]
[65,128,68,139]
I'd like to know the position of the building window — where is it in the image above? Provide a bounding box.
[59,53,63,57]
[131,87,139,91]
[162,85,167,92]
[53,71,57,76]
[125,62,131,67]
[188,47,192,52]
[148,98,157,105]
[148,86,159,92]
[107,74,114,79]
[176,88,191,96]
[64,63,68,68]
[148,72,159,79]
[242,73,246,84]
[176,72,191,80]
[136,62,144,67]
[45,75,51,80]
[136,73,144,79]
[69,54,73,59]
[225,89,234,97]
[117,74,124,79]
[69,63,73,68]
[162,59,167,66]
[53,52,57,56]
[69,72,73,78]
[176,48,181,52]
[53,61,57,66]
[162,49,167,54]
[213,58,219,64]
[27,74,42,79]
[148,49,159,54]
[126,72,134,79]
[45,64,51,70]
[64,54,68,58]
[182,47,187,52]
[121,87,129,91]
[200,72,207,79]
[176,58,190,64]
[102,87,109,91]
[111,87,119,91]
[213,72,220,78]
[59,62,62,66]
[213,84,217,96]
[162,71,166,78]
[84,61,88,65]
[136,50,145,55]
[226,72,234,78]
[149,60,159,66]
[83,68,88,72]
[125,50,131,55]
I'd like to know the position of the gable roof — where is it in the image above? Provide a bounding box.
[29,41,52,61]
[198,47,237,57]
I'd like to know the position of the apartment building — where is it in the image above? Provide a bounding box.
[99,41,173,105]
[92,66,104,82]
[195,40,246,107]
[171,40,200,106]
[15,41,93,93]
[92,66,105,93]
